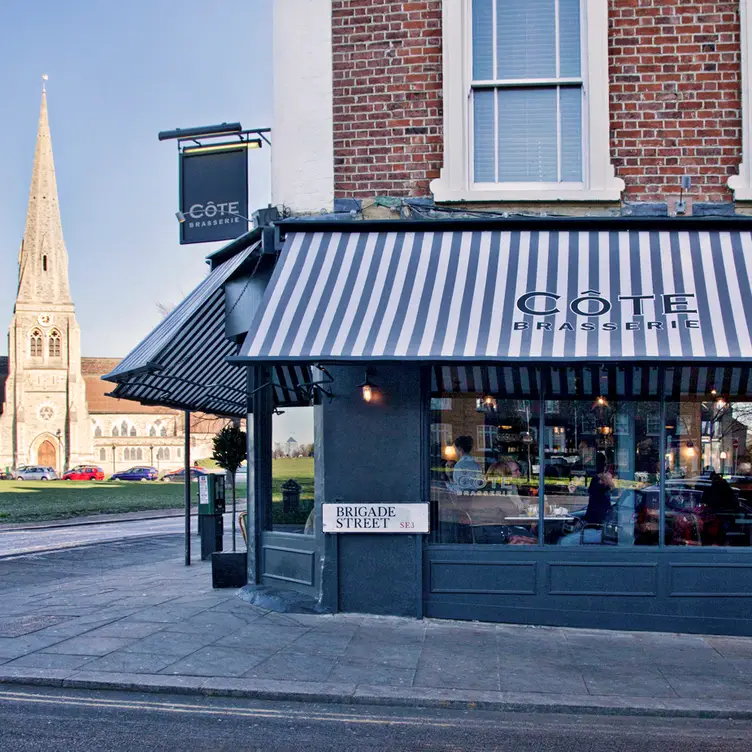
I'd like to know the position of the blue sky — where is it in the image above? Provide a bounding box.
[0,0,313,444]
[0,0,272,357]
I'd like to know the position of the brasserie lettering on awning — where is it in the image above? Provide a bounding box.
[236,226,752,362]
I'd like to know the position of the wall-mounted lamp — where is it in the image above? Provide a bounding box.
[716,398,727,409]
[357,370,377,403]
[481,395,497,410]
[595,396,607,407]
[720,451,728,460]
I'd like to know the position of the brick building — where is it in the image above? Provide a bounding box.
[274,0,752,215]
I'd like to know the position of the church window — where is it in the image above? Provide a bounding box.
[130,426,137,437]
[124,448,130,461]
[160,426,167,437]
[99,448,106,461]
[30,329,42,357]
[94,426,102,438]
[163,448,170,461]
[48,330,61,357]
[121,421,128,436]
[112,426,119,437]
[156,448,163,461]
[42,255,48,272]
[149,426,157,437]
[136,448,143,461]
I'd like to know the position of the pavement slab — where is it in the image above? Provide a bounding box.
[2,532,752,718]
[42,636,134,656]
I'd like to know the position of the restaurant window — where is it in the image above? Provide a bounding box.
[267,407,314,535]
[665,398,752,547]
[542,399,660,546]
[430,395,540,544]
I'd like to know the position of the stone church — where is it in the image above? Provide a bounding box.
[0,90,220,475]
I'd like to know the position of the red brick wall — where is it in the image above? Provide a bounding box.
[331,1,742,205]
[610,1,741,204]
[331,0,443,198]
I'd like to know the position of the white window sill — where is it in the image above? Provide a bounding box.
[430,177,624,203]
[728,173,752,201]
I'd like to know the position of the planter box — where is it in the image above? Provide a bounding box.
[211,551,247,588]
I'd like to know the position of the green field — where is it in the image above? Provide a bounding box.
[0,457,314,524]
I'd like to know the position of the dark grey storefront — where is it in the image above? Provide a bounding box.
[107,218,752,636]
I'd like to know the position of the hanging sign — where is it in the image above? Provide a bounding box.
[322,503,430,533]
[179,148,248,244]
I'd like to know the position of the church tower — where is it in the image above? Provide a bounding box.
[0,84,92,471]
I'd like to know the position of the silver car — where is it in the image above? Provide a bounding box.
[15,465,58,481]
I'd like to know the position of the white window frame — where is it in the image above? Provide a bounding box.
[431,0,624,203]
[729,0,752,199]
[476,424,498,450]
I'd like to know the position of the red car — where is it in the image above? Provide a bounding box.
[62,465,105,481]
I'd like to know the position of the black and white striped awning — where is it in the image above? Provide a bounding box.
[104,242,313,416]
[430,365,752,399]
[238,224,752,362]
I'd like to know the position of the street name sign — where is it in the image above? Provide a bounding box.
[322,503,429,533]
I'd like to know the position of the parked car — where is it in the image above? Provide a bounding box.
[560,478,752,546]
[62,465,105,481]
[161,467,208,482]
[110,466,158,482]
[0,469,12,480]
[14,466,58,481]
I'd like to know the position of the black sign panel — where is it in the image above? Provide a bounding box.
[179,148,248,244]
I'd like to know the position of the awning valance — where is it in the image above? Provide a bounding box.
[431,365,752,398]
[238,225,752,362]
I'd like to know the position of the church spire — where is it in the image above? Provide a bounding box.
[16,80,72,306]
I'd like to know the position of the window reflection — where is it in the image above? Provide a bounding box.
[543,400,659,546]
[665,400,752,546]
[430,397,540,544]
[430,369,752,548]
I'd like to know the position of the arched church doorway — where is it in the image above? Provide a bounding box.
[38,440,56,468]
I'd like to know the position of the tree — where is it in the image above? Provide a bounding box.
[212,424,246,552]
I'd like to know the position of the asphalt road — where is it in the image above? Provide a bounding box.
[0,686,751,752]
[0,516,188,558]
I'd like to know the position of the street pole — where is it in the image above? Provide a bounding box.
[111,445,116,476]
[184,411,191,566]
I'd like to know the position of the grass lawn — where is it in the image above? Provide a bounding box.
[0,457,314,524]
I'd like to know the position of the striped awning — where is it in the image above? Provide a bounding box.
[239,226,752,362]
[431,365,752,399]
[104,242,313,416]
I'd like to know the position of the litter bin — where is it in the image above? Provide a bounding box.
[198,474,225,560]
[282,479,302,514]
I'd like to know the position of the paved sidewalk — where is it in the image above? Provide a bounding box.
[0,507,193,532]
[1,538,752,718]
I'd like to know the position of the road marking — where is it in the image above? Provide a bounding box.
[0,689,456,728]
